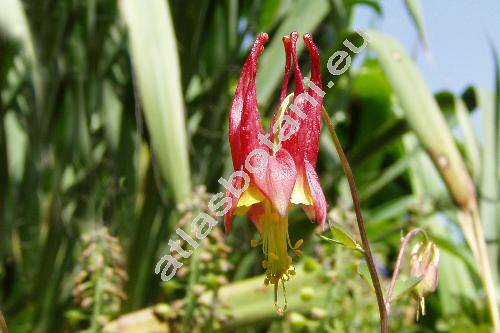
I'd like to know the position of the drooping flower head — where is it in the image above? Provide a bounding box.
[225,31,327,313]
[410,241,439,318]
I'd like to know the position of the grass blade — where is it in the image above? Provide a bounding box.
[454,97,481,182]
[120,0,191,202]
[0,0,42,107]
[477,53,499,282]
[403,0,429,53]
[367,31,475,210]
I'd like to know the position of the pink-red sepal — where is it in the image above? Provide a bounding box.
[303,161,327,226]
[250,149,297,217]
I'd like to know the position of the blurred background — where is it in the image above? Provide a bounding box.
[0,0,499,332]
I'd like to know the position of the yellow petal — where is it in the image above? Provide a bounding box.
[237,184,265,208]
[290,175,313,206]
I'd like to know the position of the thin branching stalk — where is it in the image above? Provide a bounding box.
[322,107,388,333]
[385,228,427,314]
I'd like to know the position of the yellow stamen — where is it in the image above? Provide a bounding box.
[274,279,287,314]
[256,200,303,314]
[250,239,260,247]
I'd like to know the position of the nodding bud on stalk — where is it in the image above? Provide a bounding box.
[410,241,439,318]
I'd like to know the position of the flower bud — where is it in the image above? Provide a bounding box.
[410,240,439,317]
[287,312,307,328]
[300,286,315,301]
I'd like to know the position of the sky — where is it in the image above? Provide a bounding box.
[354,0,500,95]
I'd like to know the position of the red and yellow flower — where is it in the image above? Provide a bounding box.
[224,31,327,312]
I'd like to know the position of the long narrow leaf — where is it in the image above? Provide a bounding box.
[477,74,499,282]
[0,0,42,107]
[454,97,481,181]
[368,31,475,211]
[120,0,191,202]
[403,0,429,52]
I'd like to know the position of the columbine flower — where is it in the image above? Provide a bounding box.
[410,241,439,318]
[224,31,326,313]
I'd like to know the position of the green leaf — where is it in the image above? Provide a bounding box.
[495,48,500,185]
[403,0,428,52]
[0,0,35,59]
[257,0,289,32]
[319,222,364,253]
[430,215,477,314]
[478,56,499,281]
[463,83,499,281]
[365,194,423,223]
[102,81,122,152]
[359,148,419,202]
[454,97,481,182]
[331,222,362,251]
[0,0,42,106]
[368,31,474,211]
[4,111,27,183]
[430,233,476,273]
[357,261,381,291]
[391,275,424,301]
[120,0,191,202]
[349,0,382,15]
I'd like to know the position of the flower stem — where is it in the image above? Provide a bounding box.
[322,107,388,333]
[385,228,427,314]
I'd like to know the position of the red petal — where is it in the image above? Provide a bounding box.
[303,160,326,225]
[228,61,248,169]
[290,31,305,95]
[229,33,269,170]
[278,36,293,105]
[250,149,297,216]
[301,204,316,221]
[302,33,323,166]
[282,32,323,168]
[224,211,234,235]
[304,33,322,90]
[269,36,293,140]
[223,174,245,233]
[247,203,265,233]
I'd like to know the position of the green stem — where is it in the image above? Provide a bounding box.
[181,245,200,333]
[322,107,388,333]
